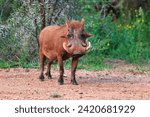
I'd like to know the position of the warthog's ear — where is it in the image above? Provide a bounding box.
[84,33,92,38]
[61,19,70,38]
[66,18,70,28]
[81,18,85,26]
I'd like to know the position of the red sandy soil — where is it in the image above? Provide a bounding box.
[0,60,150,100]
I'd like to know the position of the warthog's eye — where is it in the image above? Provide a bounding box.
[67,33,74,39]
[80,33,85,39]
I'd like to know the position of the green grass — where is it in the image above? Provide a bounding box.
[0,57,149,72]
[63,53,112,71]
[0,60,11,68]
[0,60,39,69]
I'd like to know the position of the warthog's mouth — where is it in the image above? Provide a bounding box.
[72,54,84,58]
[63,41,91,54]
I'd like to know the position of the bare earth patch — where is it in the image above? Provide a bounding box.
[0,60,150,100]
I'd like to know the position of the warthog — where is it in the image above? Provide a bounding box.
[39,19,91,85]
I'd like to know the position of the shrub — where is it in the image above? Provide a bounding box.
[80,3,150,64]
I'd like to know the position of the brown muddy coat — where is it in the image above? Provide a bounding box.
[39,19,91,85]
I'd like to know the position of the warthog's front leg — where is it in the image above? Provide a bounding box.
[57,56,64,85]
[71,57,79,85]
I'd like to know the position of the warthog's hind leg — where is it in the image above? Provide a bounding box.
[45,60,53,79]
[39,49,46,81]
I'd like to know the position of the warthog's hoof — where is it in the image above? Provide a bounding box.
[58,78,64,85]
[39,75,44,81]
[71,80,78,85]
[48,76,52,80]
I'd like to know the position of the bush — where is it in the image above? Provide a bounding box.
[0,0,80,68]
[0,2,40,67]
[81,2,150,65]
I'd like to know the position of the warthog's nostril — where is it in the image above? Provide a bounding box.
[81,42,87,47]
[67,43,72,47]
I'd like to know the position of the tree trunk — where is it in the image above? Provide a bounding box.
[38,0,46,30]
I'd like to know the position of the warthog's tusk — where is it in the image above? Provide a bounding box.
[63,42,67,51]
[86,41,91,50]
[63,42,70,53]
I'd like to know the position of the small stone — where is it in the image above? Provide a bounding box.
[25,69,29,72]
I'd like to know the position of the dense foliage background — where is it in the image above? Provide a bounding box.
[0,0,150,69]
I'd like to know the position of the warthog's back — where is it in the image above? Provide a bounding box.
[39,25,67,60]
[39,25,65,44]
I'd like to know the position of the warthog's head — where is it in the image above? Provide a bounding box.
[62,19,91,57]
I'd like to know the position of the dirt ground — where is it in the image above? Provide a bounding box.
[0,60,150,100]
